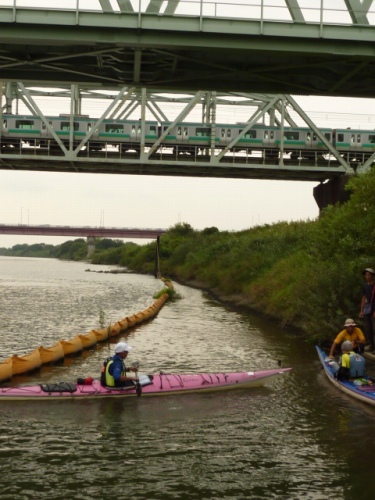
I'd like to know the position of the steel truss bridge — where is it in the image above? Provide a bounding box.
[0,85,370,181]
[1,1,375,97]
[1,1,375,184]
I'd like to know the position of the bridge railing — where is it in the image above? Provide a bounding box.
[0,136,350,171]
[0,0,374,27]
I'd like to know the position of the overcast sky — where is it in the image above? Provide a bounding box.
[1,94,374,249]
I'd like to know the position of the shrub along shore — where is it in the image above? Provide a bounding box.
[2,170,375,344]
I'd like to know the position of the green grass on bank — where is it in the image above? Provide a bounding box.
[2,170,375,343]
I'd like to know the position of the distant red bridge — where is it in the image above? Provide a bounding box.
[0,224,167,239]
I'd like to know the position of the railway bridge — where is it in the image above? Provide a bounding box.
[1,1,375,208]
[0,224,166,270]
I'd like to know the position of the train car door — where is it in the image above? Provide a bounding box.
[130,123,142,142]
[305,130,317,149]
[263,128,276,147]
[176,125,189,143]
[352,132,362,150]
[218,127,231,146]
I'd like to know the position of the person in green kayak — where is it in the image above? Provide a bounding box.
[328,318,365,358]
[102,342,138,387]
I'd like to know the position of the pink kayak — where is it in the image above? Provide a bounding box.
[0,368,291,401]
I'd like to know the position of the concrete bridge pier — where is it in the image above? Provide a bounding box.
[87,236,96,257]
[313,175,351,211]
[154,236,161,278]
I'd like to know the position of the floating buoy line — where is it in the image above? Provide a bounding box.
[0,278,173,383]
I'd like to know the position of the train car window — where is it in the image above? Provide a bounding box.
[221,129,225,138]
[369,135,375,144]
[270,131,274,139]
[357,134,361,143]
[337,133,344,142]
[240,130,256,139]
[264,131,269,139]
[313,134,317,141]
[351,134,355,143]
[87,123,92,132]
[60,122,79,131]
[307,133,311,141]
[284,132,299,140]
[324,132,331,140]
[3,120,6,128]
[138,126,141,134]
[184,128,188,136]
[227,129,231,138]
[195,128,210,137]
[42,122,46,130]
[150,126,157,134]
[16,120,34,130]
[177,127,182,135]
[105,124,124,133]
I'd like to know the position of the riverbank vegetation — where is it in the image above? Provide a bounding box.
[1,170,374,342]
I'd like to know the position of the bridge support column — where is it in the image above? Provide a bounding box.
[1,82,12,114]
[313,175,351,211]
[154,236,161,278]
[87,236,96,258]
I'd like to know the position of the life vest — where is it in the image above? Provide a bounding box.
[100,357,125,387]
[348,353,366,379]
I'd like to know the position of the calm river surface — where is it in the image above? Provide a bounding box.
[0,256,374,500]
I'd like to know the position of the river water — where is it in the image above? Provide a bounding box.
[0,256,374,500]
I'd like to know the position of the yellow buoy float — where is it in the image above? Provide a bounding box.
[38,341,65,364]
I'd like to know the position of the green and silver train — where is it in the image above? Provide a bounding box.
[1,114,375,161]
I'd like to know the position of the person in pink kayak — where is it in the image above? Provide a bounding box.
[102,342,138,387]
